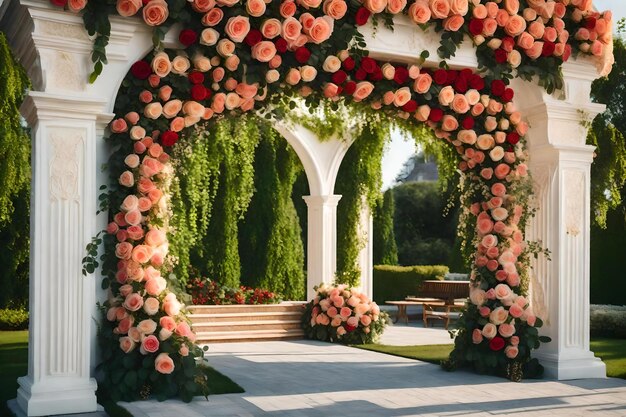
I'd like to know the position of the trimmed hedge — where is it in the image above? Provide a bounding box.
[590,304,626,339]
[0,308,28,330]
[373,265,449,304]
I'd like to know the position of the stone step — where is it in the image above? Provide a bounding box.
[192,320,302,332]
[196,328,305,344]
[189,311,303,323]
[187,302,306,315]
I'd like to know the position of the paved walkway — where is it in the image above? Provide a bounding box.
[120,340,626,417]
[379,321,455,346]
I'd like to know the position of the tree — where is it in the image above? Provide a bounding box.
[392,181,458,266]
[373,188,398,265]
[0,33,31,308]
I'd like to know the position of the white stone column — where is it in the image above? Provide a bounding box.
[303,195,342,300]
[512,58,606,380]
[355,204,374,300]
[15,92,112,416]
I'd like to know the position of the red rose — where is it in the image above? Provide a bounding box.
[360,57,377,74]
[455,77,468,93]
[563,44,572,62]
[584,17,596,30]
[491,79,506,96]
[130,61,152,80]
[469,74,485,90]
[434,69,448,85]
[541,41,556,57]
[161,130,179,147]
[369,67,383,81]
[275,38,288,53]
[489,336,505,351]
[191,84,208,101]
[345,323,357,332]
[142,0,150,4]
[469,18,484,36]
[428,108,443,122]
[342,57,355,71]
[332,70,348,85]
[50,0,68,6]
[502,37,515,51]
[343,81,357,95]
[394,66,409,84]
[462,116,474,130]
[402,100,418,113]
[295,47,311,64]
[244,29,262,47]
[179,29,198,47]
[459,68,472,80]
[495,49,508,64]
[502,88,514,102]
[355,68,367,81]
[506,132,520,145]
[188,71,204,84]
[446,70,458,84]
[355,7,371,26]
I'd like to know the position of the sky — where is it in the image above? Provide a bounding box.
[380,0,626,190]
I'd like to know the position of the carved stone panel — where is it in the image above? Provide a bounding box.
[564,170,585,237]
[49,128,84,202]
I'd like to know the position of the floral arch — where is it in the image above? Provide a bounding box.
[0,0,614,414]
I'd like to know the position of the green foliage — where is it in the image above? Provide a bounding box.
[392,182,459,266]
[0,308,29,330]
[0,34,31,309]
[187,277,282,305]
[372,188,398,266]
[239,125,305,300]
[588,36,626,227]
[372,264,448,304]
[335,120,388,286]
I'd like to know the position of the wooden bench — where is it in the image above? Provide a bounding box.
[386,280,470,329]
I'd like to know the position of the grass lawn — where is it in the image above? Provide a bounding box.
[0,331,243,417]
[357,339,626,379]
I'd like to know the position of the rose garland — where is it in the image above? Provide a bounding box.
[48,0,613,400]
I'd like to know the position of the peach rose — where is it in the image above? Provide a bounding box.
[499,323,515,338]
[137,318,158,335]
[444,15,464,31]
[364,0,387,13]
[225,16,250,43]
[246,0,266,16]
[260,18,282,39]
[495,283,513,301]
[192,0,215,12]
[449,0,467,15]
[450,94,470,113]
[200,28,219,47]
[457,129,477,145]
[143,297,160,316]
[251,41,277,63]
[140,334,160,355]
[504,15,526,37]
[110,118,128,133]
[469,288,486,306]
[482,323,497,339]
[182,101,205,118]
[202,8,223,26]
[116,0,142,16]
[285,68,301,85]
[154,352,174,373]
[430,0,450,19]
[144,102,163,120]
[490,307,509,325]
[308,16,333,44]
[121,195,139,212]
[115,242,133,260]
[132,244,153,264]
[282,17,302,42]
[216,39,235,57]
[505,345,519,359]
[408,0,431,24]
[438,86,454,106]
[144,276,166,296]
[300,65,318,82]
[157,86,172,102]
[143,0,169,26]
[124,292,144,312]
[413,73,432,94]
[171,56,190,75]
[224,92,240,110]
[472,328,483,344]
[163,297,181,317]
[324,0,348,18]
[125,112,140,126]
[441,115,459,131]
[352,81,374,102]
[483,18,498,37]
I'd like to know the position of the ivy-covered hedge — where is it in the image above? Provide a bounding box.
[373,264,448,304]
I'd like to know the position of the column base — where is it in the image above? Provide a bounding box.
[535,350,606,380]
[16,375,98,416]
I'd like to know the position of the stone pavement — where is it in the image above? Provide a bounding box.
[120,339,626,417]
[379,321,455,346]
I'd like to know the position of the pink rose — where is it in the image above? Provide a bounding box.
[360,315,372,326]
[138,318,158,335]
[251,41,277,63]
[494,283,513,301]
[110,118,128,133]
[124,209,142,226]
[116,0,142,16]
[323,83,339,98]
[115,242,133,260]
[145,277,166,296]
[505,345,519,359]
[354,81,375,102]
[202,8,223,26]
[260,19,282,39]
[160,316,177,332]
[123,292,144,312]
[131,245,153,264]
[346,316,359,328]
[339,306,352,319]
[498,323,515,338]
[282,17,302,42]
[192,0,215,12]
[143,298,160,316]
[155,353,175,374]
[430,0,450,19]
[143,0,169,26]
[509,303,524,318]
[308,16,333,44]
[246,0,266,16]
[119,337,136,353]
[163,297,181,317]
[126,225,144,241]
[472,328,483,344]
[280,0,297,17]
[179,345,190,356]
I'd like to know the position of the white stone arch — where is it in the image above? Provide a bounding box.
[0,0,610,415]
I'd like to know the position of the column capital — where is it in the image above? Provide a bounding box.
[302,194,342,207]
[21,92,114,127]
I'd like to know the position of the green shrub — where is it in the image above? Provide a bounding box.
[0,308,28,330]
[590,304,626,339]
[373,265,449,304]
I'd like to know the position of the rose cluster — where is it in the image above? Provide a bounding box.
[187,277,282,305]
[106,112,197,376]
[302,284,388,344]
